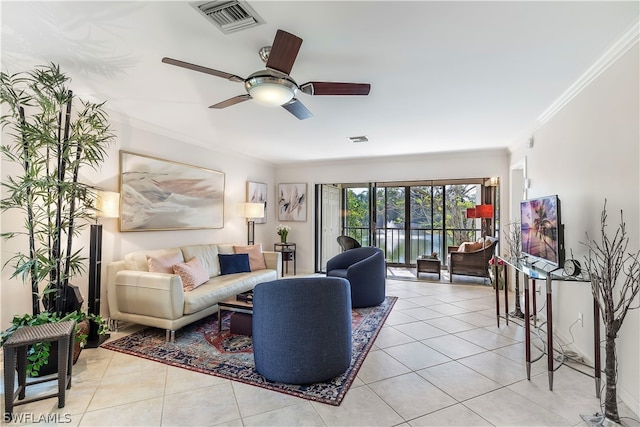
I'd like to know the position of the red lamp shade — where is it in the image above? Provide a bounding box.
[475,204,494,219]
[466,208,477,219]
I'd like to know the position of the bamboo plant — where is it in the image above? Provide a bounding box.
[582,201,639,423]
[0,63,113,374]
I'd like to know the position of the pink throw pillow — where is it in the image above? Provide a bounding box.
[233,244,267,271]
[173,257,209,291]
[147,252,183,274]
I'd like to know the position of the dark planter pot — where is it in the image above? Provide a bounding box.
[43,284,84,314]
[34,319,89,377]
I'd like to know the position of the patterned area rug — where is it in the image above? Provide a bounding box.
[103,296,397,406]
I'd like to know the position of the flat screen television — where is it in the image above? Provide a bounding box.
[520,195,564,266]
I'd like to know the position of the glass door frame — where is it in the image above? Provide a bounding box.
[315,178,498,272]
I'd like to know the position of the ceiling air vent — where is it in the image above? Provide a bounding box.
[192,1,264,34]
[348,136,369,143]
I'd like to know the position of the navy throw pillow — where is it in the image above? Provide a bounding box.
[218,253,251,275]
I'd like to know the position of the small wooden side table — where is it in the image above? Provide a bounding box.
[3,320,75,419]
[274,242,296,276]
[416,257,441,279]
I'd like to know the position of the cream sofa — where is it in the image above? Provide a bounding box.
[106,243,281,341]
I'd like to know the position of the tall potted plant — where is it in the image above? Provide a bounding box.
[582,201,639,423]
[0,63,113,374]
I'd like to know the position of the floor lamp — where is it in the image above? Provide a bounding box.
[86,190,119,348]
[241,202,265,245]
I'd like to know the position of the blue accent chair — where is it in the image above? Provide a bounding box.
[326,246,386,308]
[252,277,352,384]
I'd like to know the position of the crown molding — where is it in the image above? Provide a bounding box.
[534,20,639,131]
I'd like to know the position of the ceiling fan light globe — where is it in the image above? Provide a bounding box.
[249,83,295,106]
[245,71,298,107]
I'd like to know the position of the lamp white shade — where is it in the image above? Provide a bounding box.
[240,202,265,219]
[96,191,120,219]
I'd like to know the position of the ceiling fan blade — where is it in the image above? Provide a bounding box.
[162,57,244,83]
[265,30,302,75]
[299,82,371,96]
[282,98,313,120]
[209,95,252,109]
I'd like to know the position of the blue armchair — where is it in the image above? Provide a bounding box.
[252,277,352,384]
[326,246,386,308]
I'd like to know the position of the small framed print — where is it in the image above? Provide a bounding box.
[278,183,307,222]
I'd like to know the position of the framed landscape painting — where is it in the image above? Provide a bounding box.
[119,151,225,231]
[278,183,307,222]
[247,181,267,224]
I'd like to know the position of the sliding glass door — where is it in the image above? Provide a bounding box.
[376,186,405,264]
[344,185,371,246]
[316,179,496,272]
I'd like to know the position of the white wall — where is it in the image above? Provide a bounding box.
[277,149,511,274]
[1,116,277,327]
[510,45,639,415]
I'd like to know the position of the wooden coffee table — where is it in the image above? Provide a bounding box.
[217,292,253,333]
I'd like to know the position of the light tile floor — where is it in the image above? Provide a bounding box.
[2,273,639,426]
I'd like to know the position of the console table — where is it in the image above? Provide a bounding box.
[274,242,296,276]
[494,256,600,397]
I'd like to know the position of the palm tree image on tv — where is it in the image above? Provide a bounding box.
[521,197,559,264]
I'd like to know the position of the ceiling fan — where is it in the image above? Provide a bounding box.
[162,29,371,120]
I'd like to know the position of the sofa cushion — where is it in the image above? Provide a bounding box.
[233,244,267,271]
[465,242,484,252]
[216,244,237,255]
[181,244,220,277]
[125,248,183,271]
[219,254,251,275]
[147,252,183,274]
[457,241,483,252]
[183,269,277,315]
[173,257,209,291]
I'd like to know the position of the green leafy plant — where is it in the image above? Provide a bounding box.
[0,311,108,377]
[0,63,114,316]
[1,63,114,374]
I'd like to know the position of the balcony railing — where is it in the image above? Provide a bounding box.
[343,226,478,265]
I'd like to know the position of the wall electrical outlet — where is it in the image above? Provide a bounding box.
[578,312,583,327]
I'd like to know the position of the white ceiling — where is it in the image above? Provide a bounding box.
[1,1,638,164]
